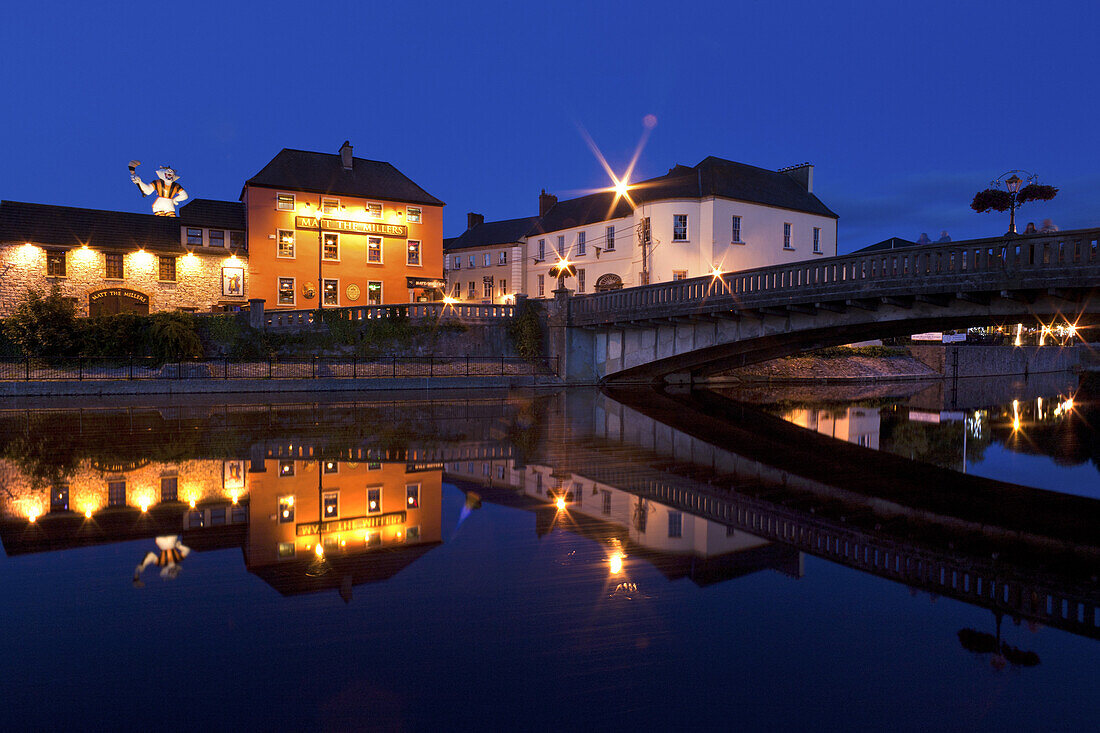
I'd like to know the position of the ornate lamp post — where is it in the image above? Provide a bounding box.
[971,171,1058,235]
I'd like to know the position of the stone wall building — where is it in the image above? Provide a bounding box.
[443,212,536,303]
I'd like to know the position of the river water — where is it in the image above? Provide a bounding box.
[1,374,1097,730]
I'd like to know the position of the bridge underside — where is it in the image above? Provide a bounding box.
[575,289,1100,384]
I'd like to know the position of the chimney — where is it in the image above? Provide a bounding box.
[779,163,813,193]
[340,140,353,170]
[539,189,558,217]
[467,212,484,230]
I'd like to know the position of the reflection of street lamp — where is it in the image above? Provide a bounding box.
[306,458,331,577]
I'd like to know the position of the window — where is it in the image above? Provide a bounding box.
[108,480,126,507]
[279,460,295,476]
[51,484,69,513]
[367,236,382,264]
[813,227,822,253]
[367,281,382,305]
[577,231,586,256]
[668,510,682,538]
[230,231,245,250]
[452,255,461,270]
[468,255,475,269]
[784,223,793,249]
[46,251,66,277]
[483,253,491,267]
[188,510,205,528]
[641,217,651,245]
[209,230,225,248]
[365,202,383,219]
[406,484,420,509]
[405,526,421,543]
[323,460,338,474]
[577,268,585,292]
[537,274,545,296]
[368,461,381,470]
[277,495,295,523]
[672,270,687,281]
[105,253,124,279]
[186,228,203,246]
[535,472,543,494]
[406,206,422,223]
[407,240,421,266]
[673,214,688,241]
[160,476,178,502]
[277,277,295,305]
[277,542,296,558]
[606,225,615,251]
[499,279,507,296]
[538,239,546,260]
[732,215,742,243]
[323,278,339,306]
[323,232,339,260]
[482,279,492,298]
[277,230,295,258]
[322,198,340,214]
[557,235,565,256]
[451,282,460,297]
[468,281,476,299]
[367,487,382,514]
[498,250,507,265]
[601,490,611,515]
[322,491,339,519]
[159,255,176,282]
[276,193,295,211]
[210,507,226,526]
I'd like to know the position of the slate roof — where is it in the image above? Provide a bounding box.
[243,148,445,206]
[178,198,246,230]
[854,236,918,253]
[444,215,540,251]
[0,200,185,253]
[531,156,837,234]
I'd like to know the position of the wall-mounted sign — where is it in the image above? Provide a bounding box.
[406,277,446,290]
[346,283,361,301]
[222,267,244,297]
[90,287,149,305]
[296,510,406,536]
[223,460,245,491]
[405,461,444,473]
[295,216,407,239]
[88,288,150,316]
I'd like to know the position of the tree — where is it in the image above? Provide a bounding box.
[971,172,1058,234]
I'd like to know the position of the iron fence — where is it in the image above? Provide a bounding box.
[0,355,559,381]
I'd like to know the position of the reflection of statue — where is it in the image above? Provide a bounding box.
[133,535,191,586]
[129,161,188,216]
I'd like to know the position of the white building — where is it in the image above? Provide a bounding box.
[526,157,838,297]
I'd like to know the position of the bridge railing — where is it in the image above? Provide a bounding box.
[571,227,1100,325]
[265,302,514,331]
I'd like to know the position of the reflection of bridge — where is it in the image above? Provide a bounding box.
[551,228,1100,382]
[530,388,1100,641]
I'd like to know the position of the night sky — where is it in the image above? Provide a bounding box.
[2,0,1097,252]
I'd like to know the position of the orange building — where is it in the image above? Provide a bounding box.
[242,142,445,309]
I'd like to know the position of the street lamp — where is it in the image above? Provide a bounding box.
[1004,174,1023,234]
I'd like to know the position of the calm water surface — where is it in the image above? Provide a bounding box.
[1,376,1097,731]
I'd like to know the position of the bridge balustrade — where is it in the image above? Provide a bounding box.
[571,227,1100,326]
[265,302,515,332]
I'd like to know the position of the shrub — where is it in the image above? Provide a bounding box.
[508,300,544,359]
[3,284,78,357]
[147,311,203,364]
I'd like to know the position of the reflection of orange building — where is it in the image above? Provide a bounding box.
[243,142,445,309]
[244,458,441,597]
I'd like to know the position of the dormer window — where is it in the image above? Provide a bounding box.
[276,193,295,211]
[365,202,383,219]
[322,198,340,214]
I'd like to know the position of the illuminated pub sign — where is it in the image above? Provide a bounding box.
[88,287,150,316]
[296,510,406,536]
[294,216,407,238]
[406,277,446,290]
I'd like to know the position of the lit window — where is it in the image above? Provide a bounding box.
[277,277,295,305]
[323,461,338,474]
[188,510,205,528]
[277,495,295,523]
[538,239,546,260]
[537,274,545,296]
[160,476,178,502]
[367,236,382,264]
[323,279,339,306]
[468,281,476,299]
[277,542,295,558]
[498,250,507,265]
[557,235,565,257]
[367,281,382,305]
[451,282,460,297]
[499,279,507,295]
[367,487,382,514]
[277,230,295,258]
[365,202,383,219]
[209,230,225,248]
[406,206,422,223]
[673,215,688,241]
[672,270,687,281]
[668,510,682,538]
[367,461,381,470]
[452,256,461,270]
[105,253,124,279]
[276,193,295,211]
[159,255,176,282]
[813,227,822,253]
[406,484,420,509]
[606,225,615,251]
[230,231,245,250]
[46,251,66,277]
[484,253,491,267]
[322,198,340,214]
[322,491,339,518]
[279,460,295,476]
[578,231,586,256]
[407,240,421,266]
[108,480,126,507]
[601,490,611,515]
[322,232,339,260]
[578,268,585,292]
[483,279,492,298]
[51,483,69,512]
[406,526,421,542]
[732,216,742,243]
[186,228,203,246]
[784,223,792,249]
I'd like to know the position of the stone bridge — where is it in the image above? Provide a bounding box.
[549,227,1100,383]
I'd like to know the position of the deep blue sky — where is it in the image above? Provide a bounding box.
[2,0,1097,252]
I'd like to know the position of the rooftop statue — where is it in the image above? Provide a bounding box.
[128,160,188,216]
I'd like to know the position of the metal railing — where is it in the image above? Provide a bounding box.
[0,355,558,381]
[265,302,515,331]
[571,227,1100,325]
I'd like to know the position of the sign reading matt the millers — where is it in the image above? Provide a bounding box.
[294,216,407,238]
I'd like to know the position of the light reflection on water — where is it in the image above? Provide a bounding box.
[0,380,1097,729]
